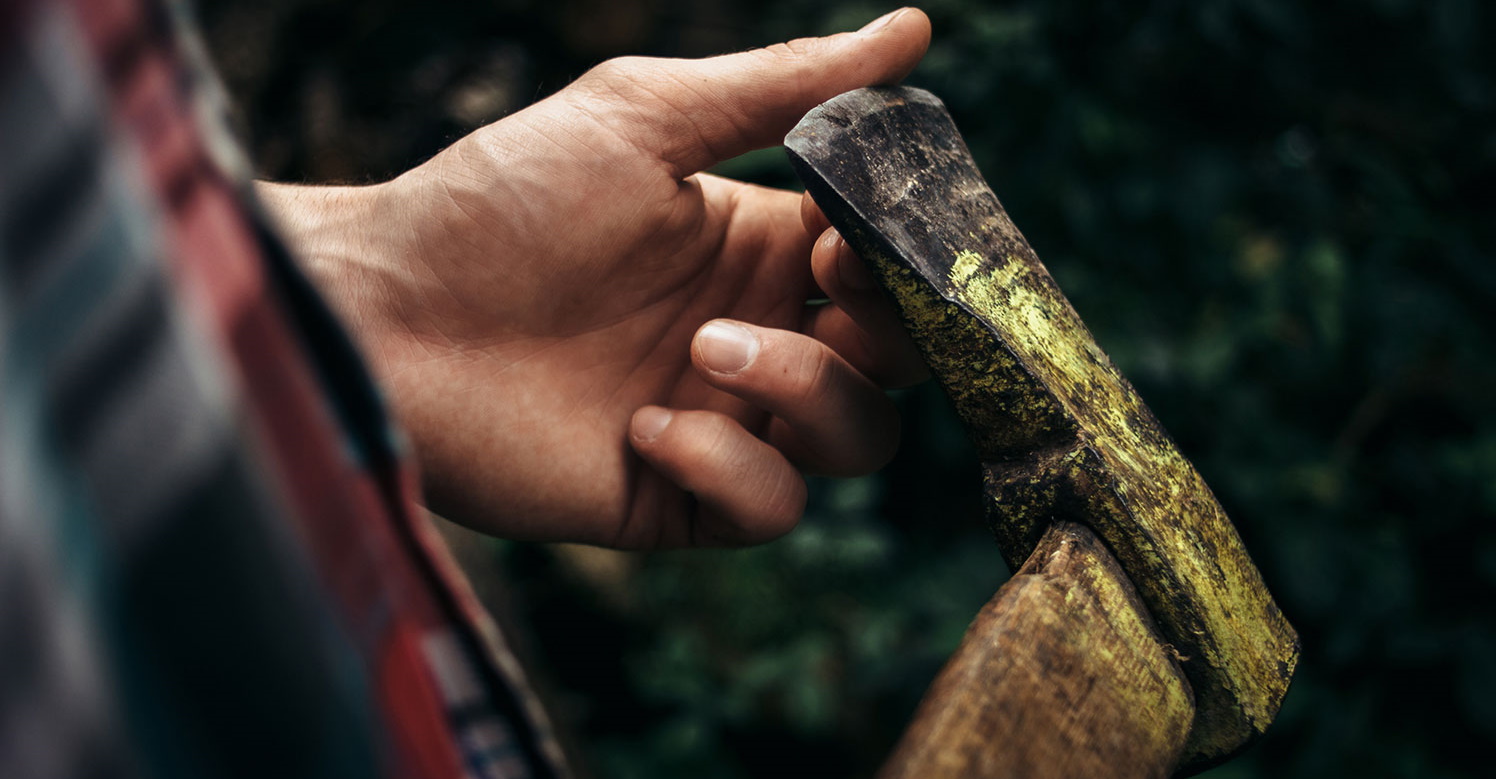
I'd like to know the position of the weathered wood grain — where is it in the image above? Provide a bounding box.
[880,522,1195,779]
[785,87,1297,768]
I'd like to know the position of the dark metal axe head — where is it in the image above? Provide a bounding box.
[785,86,1298,770]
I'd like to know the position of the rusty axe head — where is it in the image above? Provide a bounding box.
[785,87,1298,769]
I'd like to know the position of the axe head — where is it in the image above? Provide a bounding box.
[785,87,1298,769]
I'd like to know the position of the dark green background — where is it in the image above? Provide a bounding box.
[199,1,1496,776]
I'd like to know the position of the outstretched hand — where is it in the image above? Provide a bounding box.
[262,9,932,548]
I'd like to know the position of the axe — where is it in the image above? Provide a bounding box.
[785,87,1298,777]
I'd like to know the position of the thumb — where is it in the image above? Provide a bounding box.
[571,8,931,179]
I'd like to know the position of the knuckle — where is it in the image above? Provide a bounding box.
[681,412,739,464]
[759,475,806,535]
[576,56,656,100]
[588,56,643,81]
[762,37,821,64]
[790,342,838,407]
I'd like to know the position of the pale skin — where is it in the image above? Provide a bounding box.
[259,8,933,549]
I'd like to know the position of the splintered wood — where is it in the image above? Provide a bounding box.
[880,523,1194,779]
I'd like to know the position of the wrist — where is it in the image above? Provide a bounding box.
[256,180,411,355]
[258,181,384,296]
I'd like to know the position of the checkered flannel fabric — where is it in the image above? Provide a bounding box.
[0,1,567,777]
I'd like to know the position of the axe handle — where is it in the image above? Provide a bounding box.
[787,86,1297,767]
[879,522,1195,779]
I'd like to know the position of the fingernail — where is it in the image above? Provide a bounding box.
[697,320,759,374]
[837,243,877,290]
[858,8,905,35]
[633,407,673,441]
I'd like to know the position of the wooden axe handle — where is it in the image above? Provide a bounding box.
[879,523,1195,779]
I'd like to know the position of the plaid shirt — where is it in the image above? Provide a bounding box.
[0,1,567,777]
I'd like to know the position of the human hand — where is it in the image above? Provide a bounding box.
[261,8,932,548]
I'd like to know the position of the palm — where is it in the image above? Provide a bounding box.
[385,120,817,546]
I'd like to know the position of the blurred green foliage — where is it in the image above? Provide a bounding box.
[200,0,1495,776]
